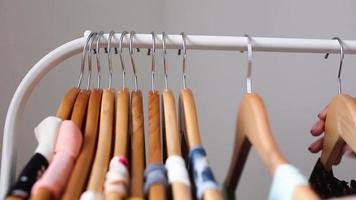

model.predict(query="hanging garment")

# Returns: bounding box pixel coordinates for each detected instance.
[309,159,356,198]
[31,120,83,199]
[7,116,62,199]
[268,164,309,200]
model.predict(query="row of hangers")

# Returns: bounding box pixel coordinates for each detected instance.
[6,31,356,200]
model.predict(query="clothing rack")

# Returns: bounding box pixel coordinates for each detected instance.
[2,30,356,197]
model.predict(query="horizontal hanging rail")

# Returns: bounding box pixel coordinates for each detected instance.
[2,30,356,198]
[84,31,356,54]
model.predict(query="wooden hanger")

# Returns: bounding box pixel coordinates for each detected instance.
[177,33,222,200]
[70,89,91,129]
[224,35,318,200]
[224,93,319,200]
[56,87,80,120]
[61,88,102,200]
[85,88,115,193]
[319,38,356,171]
[145,32,166,200]
[320,95,356,171]
[147,90,166,200]
[105,87,130,200]
[179,88,223,200]
[162,89,192,200]
[32,89,90,200]
[129,90,146,199]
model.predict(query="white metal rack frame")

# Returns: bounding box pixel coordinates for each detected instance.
[2,30,356,197]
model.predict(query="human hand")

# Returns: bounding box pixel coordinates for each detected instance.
[308,106,356,164]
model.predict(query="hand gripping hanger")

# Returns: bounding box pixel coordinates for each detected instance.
[319,37,356,171]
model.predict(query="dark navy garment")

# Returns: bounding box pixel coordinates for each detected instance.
[309,158,356,198]
[7,153,48,199]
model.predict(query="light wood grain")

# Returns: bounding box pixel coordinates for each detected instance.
[70,90,91,129]
[105,88,130,200]
[61,89,102,200]
[114,88,130,157]
[171,183,192,200]
[147,90,166,200]
[162,90,181,156]
[5,196,23,200]
[180,89,223,200]
[321,94,356,171]
[31,188,53,200]
[105,192,125,200]
[56,87,80,119]
[162,89,192,200]
[179,89,202,148]
[86,89,115,192]
[224,93,319,200]
[129,90,146,198]
[148,90,163,163]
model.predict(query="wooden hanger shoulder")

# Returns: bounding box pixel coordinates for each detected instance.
[87,88,115,192]
[180,88,223,200]
[70,89,91,129]
[115,88,130,157]
[321,94,356,170]
[130,90,145,198]
[147,90,166,200]
[62,89,102,200]
[56,87,80,120]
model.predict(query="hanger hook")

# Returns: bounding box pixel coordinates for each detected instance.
[325,37,344,94]
[149,31,156,91]
[119,31,128,88]
[95,31,104,88]
[180,32,187,89]
[162,32,168,89]
[77,32,96,88]
[107,31,115,89]
[129,31,138,91]
[245,34,253,93]
[86,32,99,90]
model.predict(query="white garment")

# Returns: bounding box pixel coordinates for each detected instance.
[165,155,191,187]
[80,191,103,200]
[34,116,62,162]
[268,164,308,200]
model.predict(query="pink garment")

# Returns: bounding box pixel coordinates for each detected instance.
[31,120,83,199]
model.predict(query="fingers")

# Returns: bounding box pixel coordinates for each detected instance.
[310,120,325,136]
[308,137,323,153]
[317,105,328,120]
[310,106,328,136]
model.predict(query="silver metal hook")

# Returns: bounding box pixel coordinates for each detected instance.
[86,32,98,89]
[325,37,344,94]
[95,31,105,88]
[245,34,253,93]
[119,31,128,88]
[162,32,168,89]
[180,32,187,89]
[150,32,156,91]
[77,31,96,88]
[129,31,138,91]
[107,31,115,89]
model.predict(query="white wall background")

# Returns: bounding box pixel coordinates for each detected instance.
[1,1,356,199]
